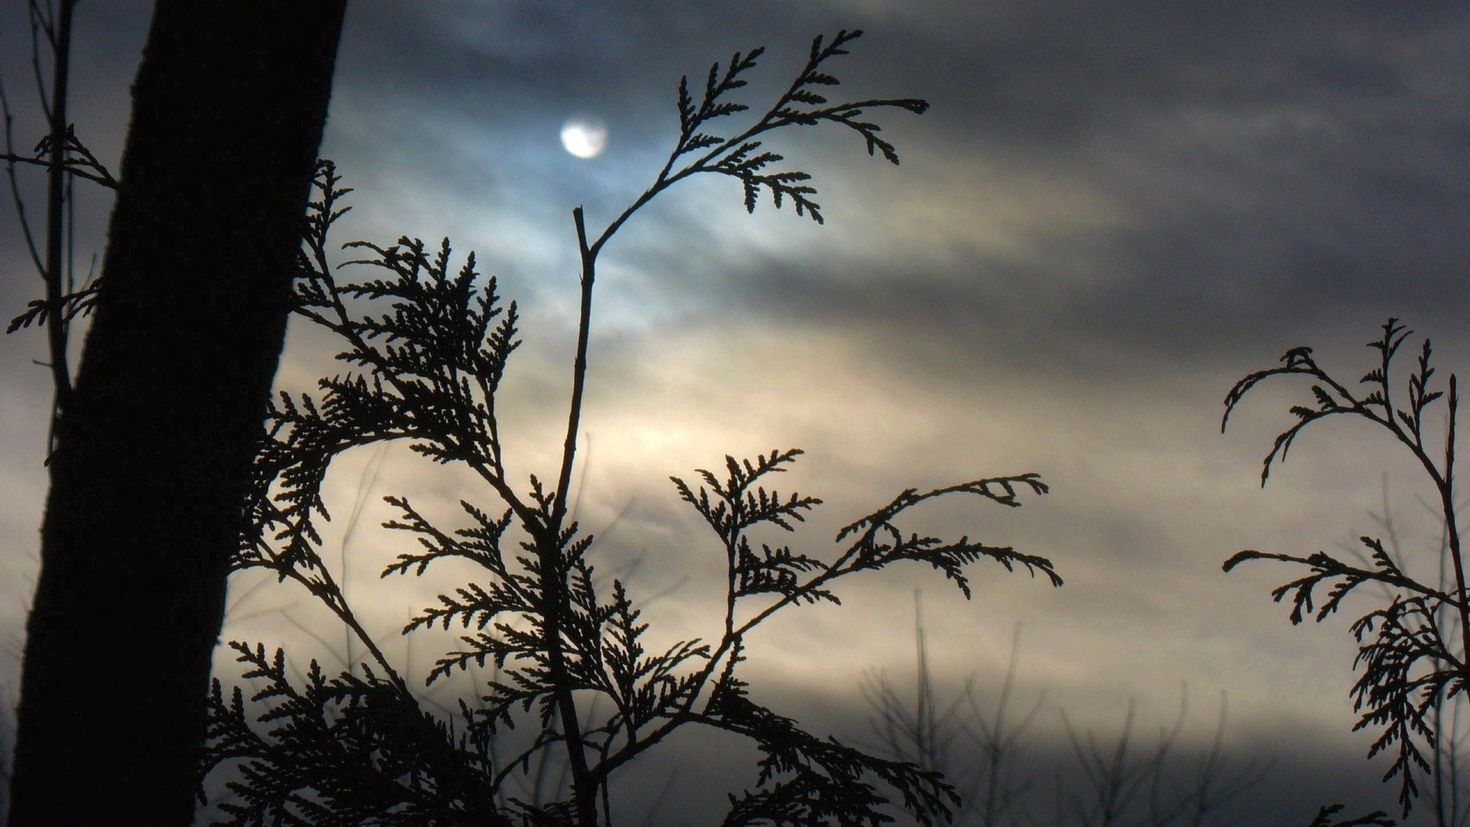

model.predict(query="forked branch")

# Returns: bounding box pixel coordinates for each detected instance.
[1224,319,1465,815]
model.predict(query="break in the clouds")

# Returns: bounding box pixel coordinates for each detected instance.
[3,2,1469,822]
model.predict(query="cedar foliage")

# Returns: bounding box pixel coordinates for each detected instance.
[1223,318,1464,822]
[202,31,1059,825]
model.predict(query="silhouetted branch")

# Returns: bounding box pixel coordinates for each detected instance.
[1307,803,1395,827]
[202,30,1058,827]
[1225,319,1467,816]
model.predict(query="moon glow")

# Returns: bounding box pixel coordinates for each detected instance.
[560,116,608,159]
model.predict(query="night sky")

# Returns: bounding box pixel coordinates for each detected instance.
[3,3,1470,823]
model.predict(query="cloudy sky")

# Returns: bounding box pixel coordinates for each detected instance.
[3,2,1470,823]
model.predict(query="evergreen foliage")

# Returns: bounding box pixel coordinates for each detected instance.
[1224,319,1465,820]
[201,31,1057,825]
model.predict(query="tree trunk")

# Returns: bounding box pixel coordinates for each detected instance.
[9,2,346,823]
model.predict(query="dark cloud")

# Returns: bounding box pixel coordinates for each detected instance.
[363,1,1465,385]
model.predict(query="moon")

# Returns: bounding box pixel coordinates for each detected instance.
[560,116,608,159]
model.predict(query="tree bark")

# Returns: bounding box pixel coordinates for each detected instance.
[9,2,346,823]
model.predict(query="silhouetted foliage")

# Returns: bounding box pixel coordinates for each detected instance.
[1224,318,1465,820]
[1347,483,1470,827]
[202,31,1057,825]
[1307,804,1395,827]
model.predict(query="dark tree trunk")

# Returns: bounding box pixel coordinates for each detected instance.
[9,2,346,823]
